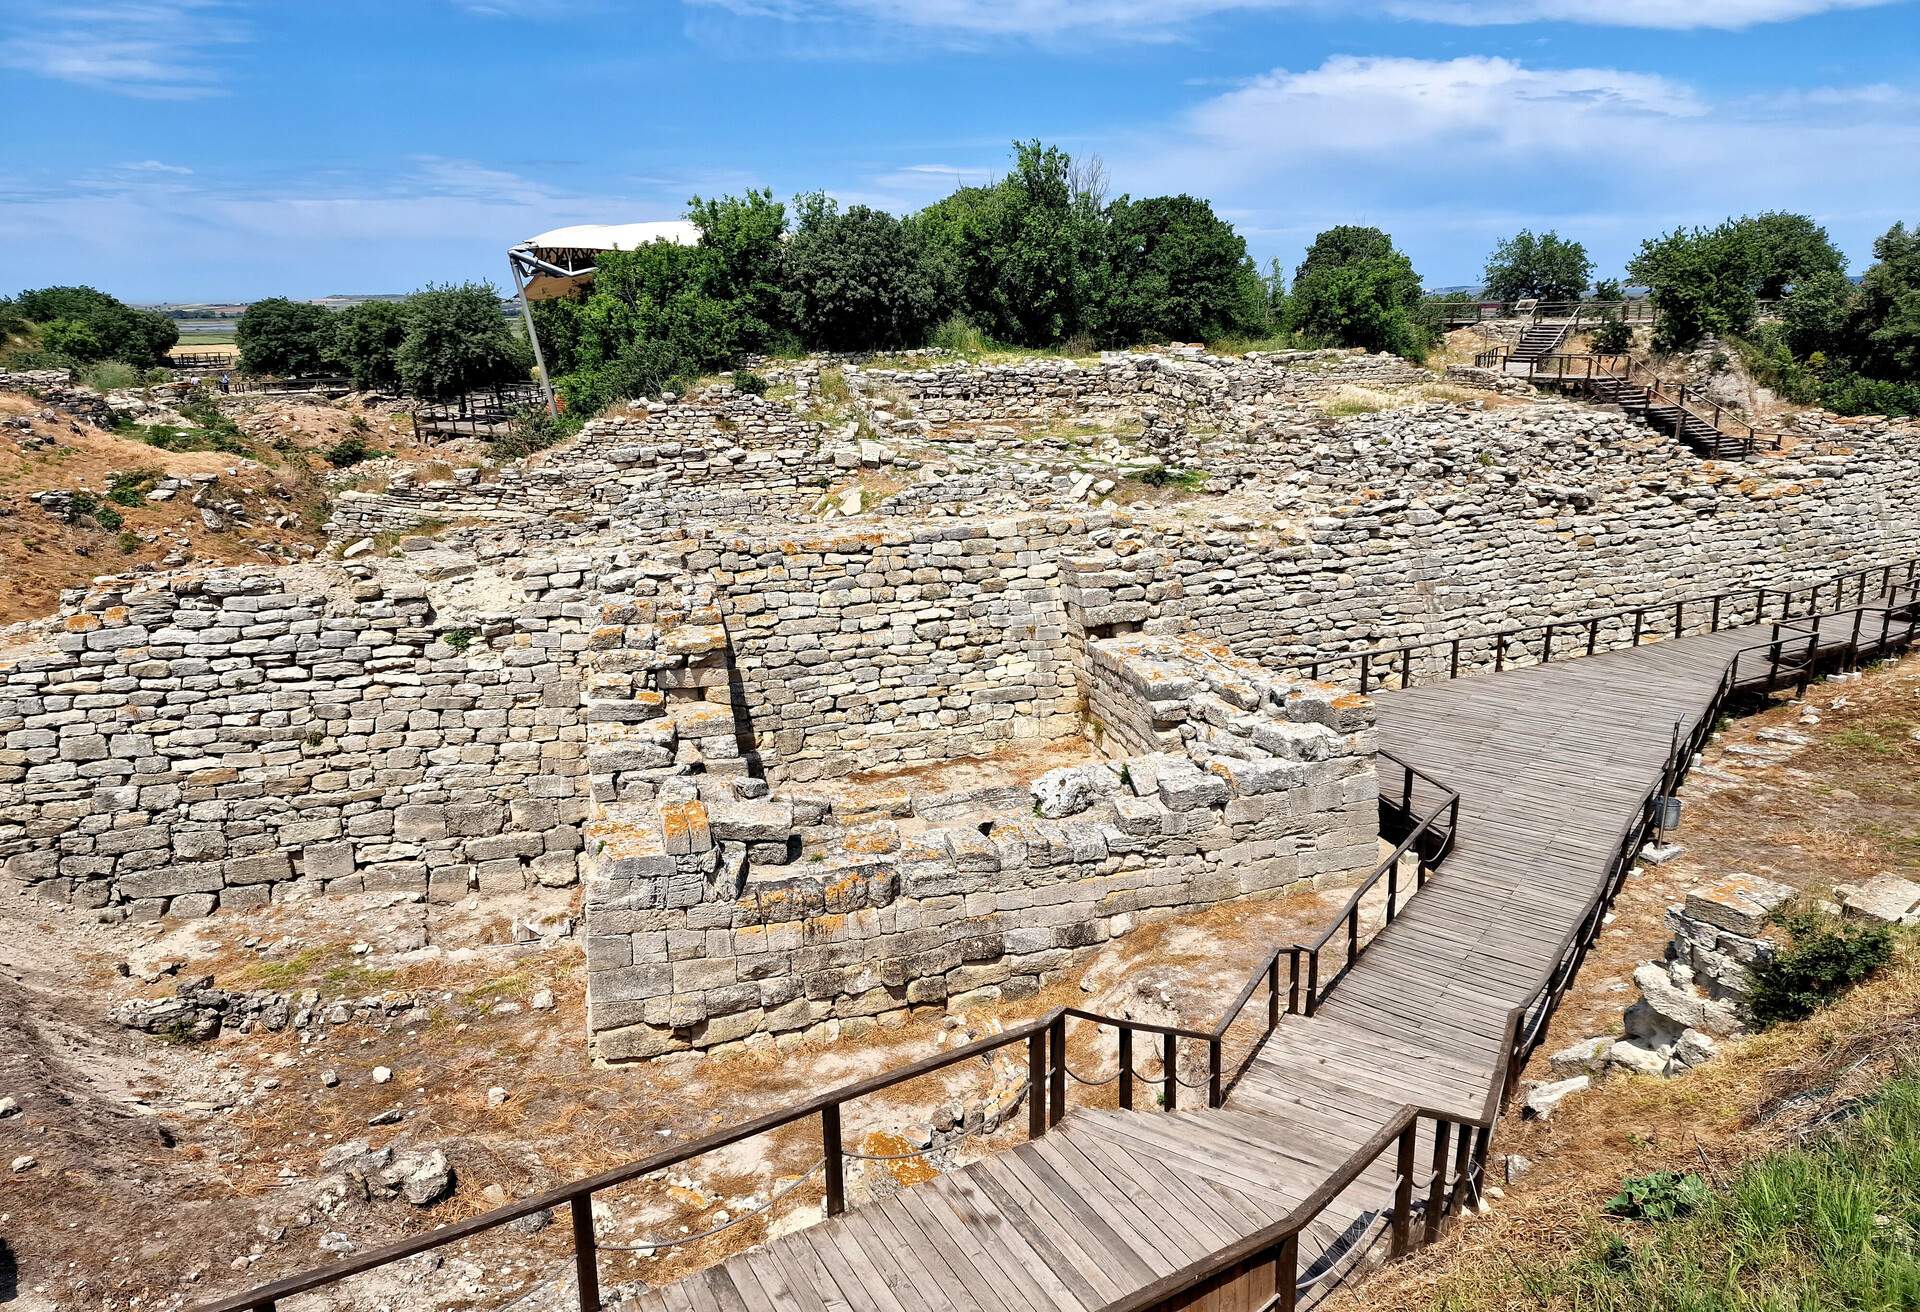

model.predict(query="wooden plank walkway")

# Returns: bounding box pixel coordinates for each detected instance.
[636,615,1897,1312]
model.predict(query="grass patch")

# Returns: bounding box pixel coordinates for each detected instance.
[1205,332,1303,356]
[1441,1076,1920,1312]
[1320,385,1402,417]
[1130,465,1208,491]
[1828,719,1914,756]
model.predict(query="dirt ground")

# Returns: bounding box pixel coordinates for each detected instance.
[1321,648,1920,1311]
[0,394,328,624]
[0,820,1385,1310]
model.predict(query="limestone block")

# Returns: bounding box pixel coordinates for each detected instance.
[706,799,795,843]
[1683,873,1795,938]
[1840,874,1920,925]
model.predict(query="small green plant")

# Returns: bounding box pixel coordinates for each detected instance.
[80,359,143,392]
[443,627,475,652]
[1134,465,1207,491]
[1747,903,1894,1027]
[929,314,987,356]
[117,530,141,554]
[63,490,98,522]
[488,405,582,460]
[107,468,161,506]
[816,365,852,406]
[92,504,124,531]
[304,729,325,747]
[1606,1170,1711,1221]
[324,434,376,468]
[731,370,768,396]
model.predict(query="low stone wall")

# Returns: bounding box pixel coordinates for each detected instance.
[581,631,1379,1061]
[0,569,588,918]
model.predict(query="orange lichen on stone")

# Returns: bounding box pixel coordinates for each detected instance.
[63,614,100,633]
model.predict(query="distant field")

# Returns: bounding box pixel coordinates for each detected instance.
[176,333,237,349]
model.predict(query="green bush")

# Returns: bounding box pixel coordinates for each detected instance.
[1605,1171,1711,1221]
[488,405,583,460]
[929,314,986,355]
[79,359,143,392]
[1135,464,1207,490]
[332,299,408,391]
[784,193,941,351]
[117,530,141,554]
[92,505,124,531]
[731,370,768,396]
[324,434,377,468]
[107,469,161,506]
[1747,904,1894,1028]
[1591,316,1635,355]
[14,286,176,365]
[1290,226,1432,361]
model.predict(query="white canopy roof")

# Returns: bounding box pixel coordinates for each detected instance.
[519,221,699,254]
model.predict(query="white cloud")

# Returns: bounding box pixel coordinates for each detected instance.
[1111,53,1920,279]
[122,159,196,174]
[0,0,245,98]
[685,0,1901,37]
[1386,0,1896,28]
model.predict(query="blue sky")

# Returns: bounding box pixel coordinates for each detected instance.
[3,0,1916,303]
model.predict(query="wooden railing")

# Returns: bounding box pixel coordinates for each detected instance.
[189,752,1460,1312]
[413,382,544,437]
[1501,350,1780,457]
[1299,558,1920,695]
[1119,591,1920,1312]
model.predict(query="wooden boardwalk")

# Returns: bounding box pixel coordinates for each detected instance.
[628,617,1842,1312]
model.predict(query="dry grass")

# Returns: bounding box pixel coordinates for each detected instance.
[1324,652,1920,1311]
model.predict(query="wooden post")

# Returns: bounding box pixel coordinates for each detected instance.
[1208,1038,1223,1108]
[1587,617,1598,654]
[1048,1013,1066,1128]
[1163,1033,1179,1111]
[1288,951,1300,1015]
[1028,1028,1047,1139]
[1305,953,1319,1016]
[1276,1232,1300,1312]
[1391,1123,1418,1258]
[1494,633,1505,672]
[1267,954,1281,1030]
[571,1194,602,1312]
[1449,1123,1474,1216]
[822,1104,845,1217]
[1119,1028,1134,1111]
[1424,1120,1452,1245]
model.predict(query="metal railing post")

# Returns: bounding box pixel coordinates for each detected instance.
[1163,1033,1179,1111]
[1118,1028,1134,1111]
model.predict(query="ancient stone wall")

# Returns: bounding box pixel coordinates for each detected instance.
[580,632,1380,1061]
[0,569,588,917]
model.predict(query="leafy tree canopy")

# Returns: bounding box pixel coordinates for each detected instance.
[1290,226,1430,360]
[13,285,176,366]
[331,299,409,392]
[236,297,339,376]
[1727,211,1848,300]
[1104,194,1269,345]
[1482,229,1594,304]
[784,194,940,351]
[393,282,530,401]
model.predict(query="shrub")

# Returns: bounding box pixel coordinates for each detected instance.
[1591,316,1635,355]
[1103,194,1272,345]
[443,627,475,652]
[784,193,941,351]
[731,370,767,396]
[79,359,143,392]
[332,299,408,391]
[107,469,160,506]
[14,286,176,365]
[324,434,376,468]
[1289,225,1432,361]
[1135,464,1207,490]
[1606,1170,1711,1221]
[92,505,124,531]
[488,405,583,460]
[930,314,986,356]
[117,530,141,554]
[1747,903,1894,1028]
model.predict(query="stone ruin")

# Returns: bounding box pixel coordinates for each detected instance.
[6,343,1920,1061]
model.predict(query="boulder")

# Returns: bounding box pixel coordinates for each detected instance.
[1839,874,1920,926]
[1523,1075,1589,1119]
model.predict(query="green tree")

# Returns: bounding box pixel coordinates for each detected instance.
[1779,268,1857,359]
[783,194,940,351]
[1852,220,1920,380]
[1629,224,1763,352]
[913,141,1107,347]
[1290,226,1430,359]
[331,300,409,391]
[1729,211,1848,300]
[13,285,176,366]
[394,283,530,401]
[687,189,790,352]
[40,317,106,361]
[1103,194,1268,344]
[1481,229,1594,304]
[236,297,339,376]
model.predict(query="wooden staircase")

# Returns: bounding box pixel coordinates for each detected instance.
[1505,320,1570,366]
[1507,352,1775,461]
[1584,370,1754,461]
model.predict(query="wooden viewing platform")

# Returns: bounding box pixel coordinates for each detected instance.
[192,567,1920,1312]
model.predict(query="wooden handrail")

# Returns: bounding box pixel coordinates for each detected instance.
[192,578,1920,1312]
[1303,558,1920,692]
